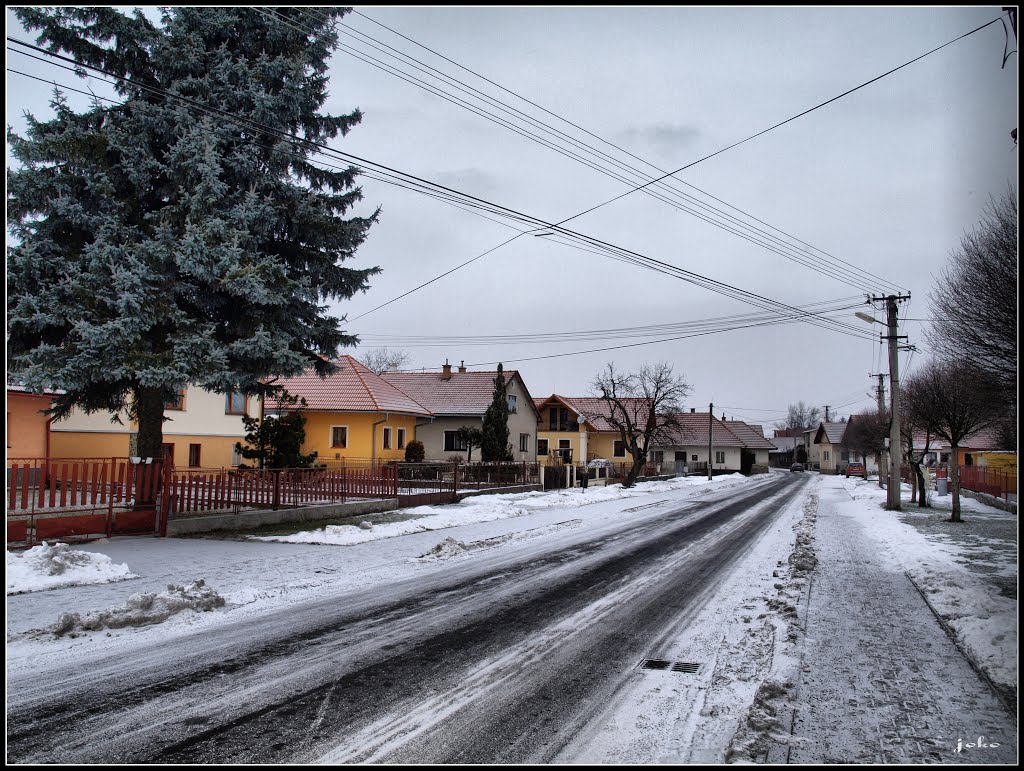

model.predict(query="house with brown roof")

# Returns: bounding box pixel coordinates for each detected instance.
[813,421,851,474]
[723,420,778,471]
[273,355,431,463]
[382,361,540,462]
[649,410,751,474]
[534,395,634,466]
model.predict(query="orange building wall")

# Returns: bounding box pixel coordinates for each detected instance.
[7,392,53,459]
[301,412,421,462]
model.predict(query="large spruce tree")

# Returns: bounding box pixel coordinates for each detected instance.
[7,8,379,458]
[481,363,514,462]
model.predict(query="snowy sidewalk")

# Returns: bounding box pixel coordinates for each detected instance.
[788,482,1016,764]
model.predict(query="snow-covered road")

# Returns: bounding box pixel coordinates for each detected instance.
[7,473,802,763]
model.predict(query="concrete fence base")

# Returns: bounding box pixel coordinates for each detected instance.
[167,498,401,536]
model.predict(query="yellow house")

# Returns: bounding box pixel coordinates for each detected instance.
[534,395,627,466]
[274,356,431,464]
[49,387,253,468]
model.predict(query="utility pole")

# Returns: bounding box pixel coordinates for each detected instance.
[867,294,910,510]
[708,402,714,481]
[870,373,887,488]
[824,405,831,422]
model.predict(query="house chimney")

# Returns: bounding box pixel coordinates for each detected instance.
[441,359,452,380]
[690,407,695,413]
[458,360,467,373]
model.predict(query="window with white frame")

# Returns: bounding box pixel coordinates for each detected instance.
[397,428,406,450]
[507,394,518,413]
[331,426,348,449]
[519,433,530,452]
[383,427,392,450]
[715,451,725,464]
[537,438,549,456]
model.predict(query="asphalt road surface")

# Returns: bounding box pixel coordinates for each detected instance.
[7,473,807,763]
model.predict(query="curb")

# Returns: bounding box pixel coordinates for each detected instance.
[904,571,1016,715]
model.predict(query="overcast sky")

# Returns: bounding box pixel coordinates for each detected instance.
[6,6,1018,432]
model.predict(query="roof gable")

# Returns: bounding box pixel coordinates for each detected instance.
[380,369,538,418]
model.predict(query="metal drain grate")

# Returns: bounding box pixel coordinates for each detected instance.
[639,659,701,673]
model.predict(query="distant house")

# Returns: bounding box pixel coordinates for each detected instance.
[916,429,1008,468]
[813,422,850,474]
[768,434,800,468]
[274,355,431,463]
[382,361,539,462]
[49,386,255,468]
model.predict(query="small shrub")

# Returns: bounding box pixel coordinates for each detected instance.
[405,440,425,463]
[447,454,465,464]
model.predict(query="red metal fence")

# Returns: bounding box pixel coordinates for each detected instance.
[7,457,168,547]
[928,465,1016,502]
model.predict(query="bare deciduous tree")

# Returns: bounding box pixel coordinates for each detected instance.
[900,403,932,508]
[843,411,887,481]
[903,360,1002,522]
[775,401,823,431]
[927,186,1017,397]
[592,362,690,488]
[359,348,411,375]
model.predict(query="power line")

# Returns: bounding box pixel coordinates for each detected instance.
[7,35,877,343]
[319,8,911,295]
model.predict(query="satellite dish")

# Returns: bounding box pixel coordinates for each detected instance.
[577,414,586,425]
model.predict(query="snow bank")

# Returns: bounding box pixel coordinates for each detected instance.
[50,580,225,637]
[253,474,749,547]
[6,542,138,595]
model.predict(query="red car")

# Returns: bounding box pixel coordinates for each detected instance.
[845,462,866,478]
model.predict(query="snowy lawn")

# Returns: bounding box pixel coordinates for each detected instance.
[6,542,138,595]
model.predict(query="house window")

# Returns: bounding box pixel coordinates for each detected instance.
[231,444,242,466]
[613,440,626,457]
[331,426,348,449]
[225,391,246,415]
[691,454,698,461]
[507,394,518,413]
[557,438,572,462]
[651,450,664,463]
[675,451,687,462]
[549,407,558,431]
[383,427,392,450]
[537,438,549,456]
[444,430,468,452]
[519,433,530,452]
[823,450,830,461]
[715,451,725,464]
[188,444,201,467]
[162,443,175,464]
[164,388,186,411]
[397,428,406,450]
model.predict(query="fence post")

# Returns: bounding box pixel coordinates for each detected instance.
[158,456,173,538]
[272,470,280,511]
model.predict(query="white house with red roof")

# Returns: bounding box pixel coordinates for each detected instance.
[382,361,540,462]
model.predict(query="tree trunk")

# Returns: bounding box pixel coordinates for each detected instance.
[950,444,961,522]
[913,462,929,507]
[133,386,165,508]
[135,386,165,460]
[624,450,644,488]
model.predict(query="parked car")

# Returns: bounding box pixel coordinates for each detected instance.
[790,462,804,472]
[845,462,865,478]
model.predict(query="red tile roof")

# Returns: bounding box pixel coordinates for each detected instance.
[536,395,652,432]
[275,356,430,416]
[657,412,747,447]
[381,370,535,417]
[723,421,778,450]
